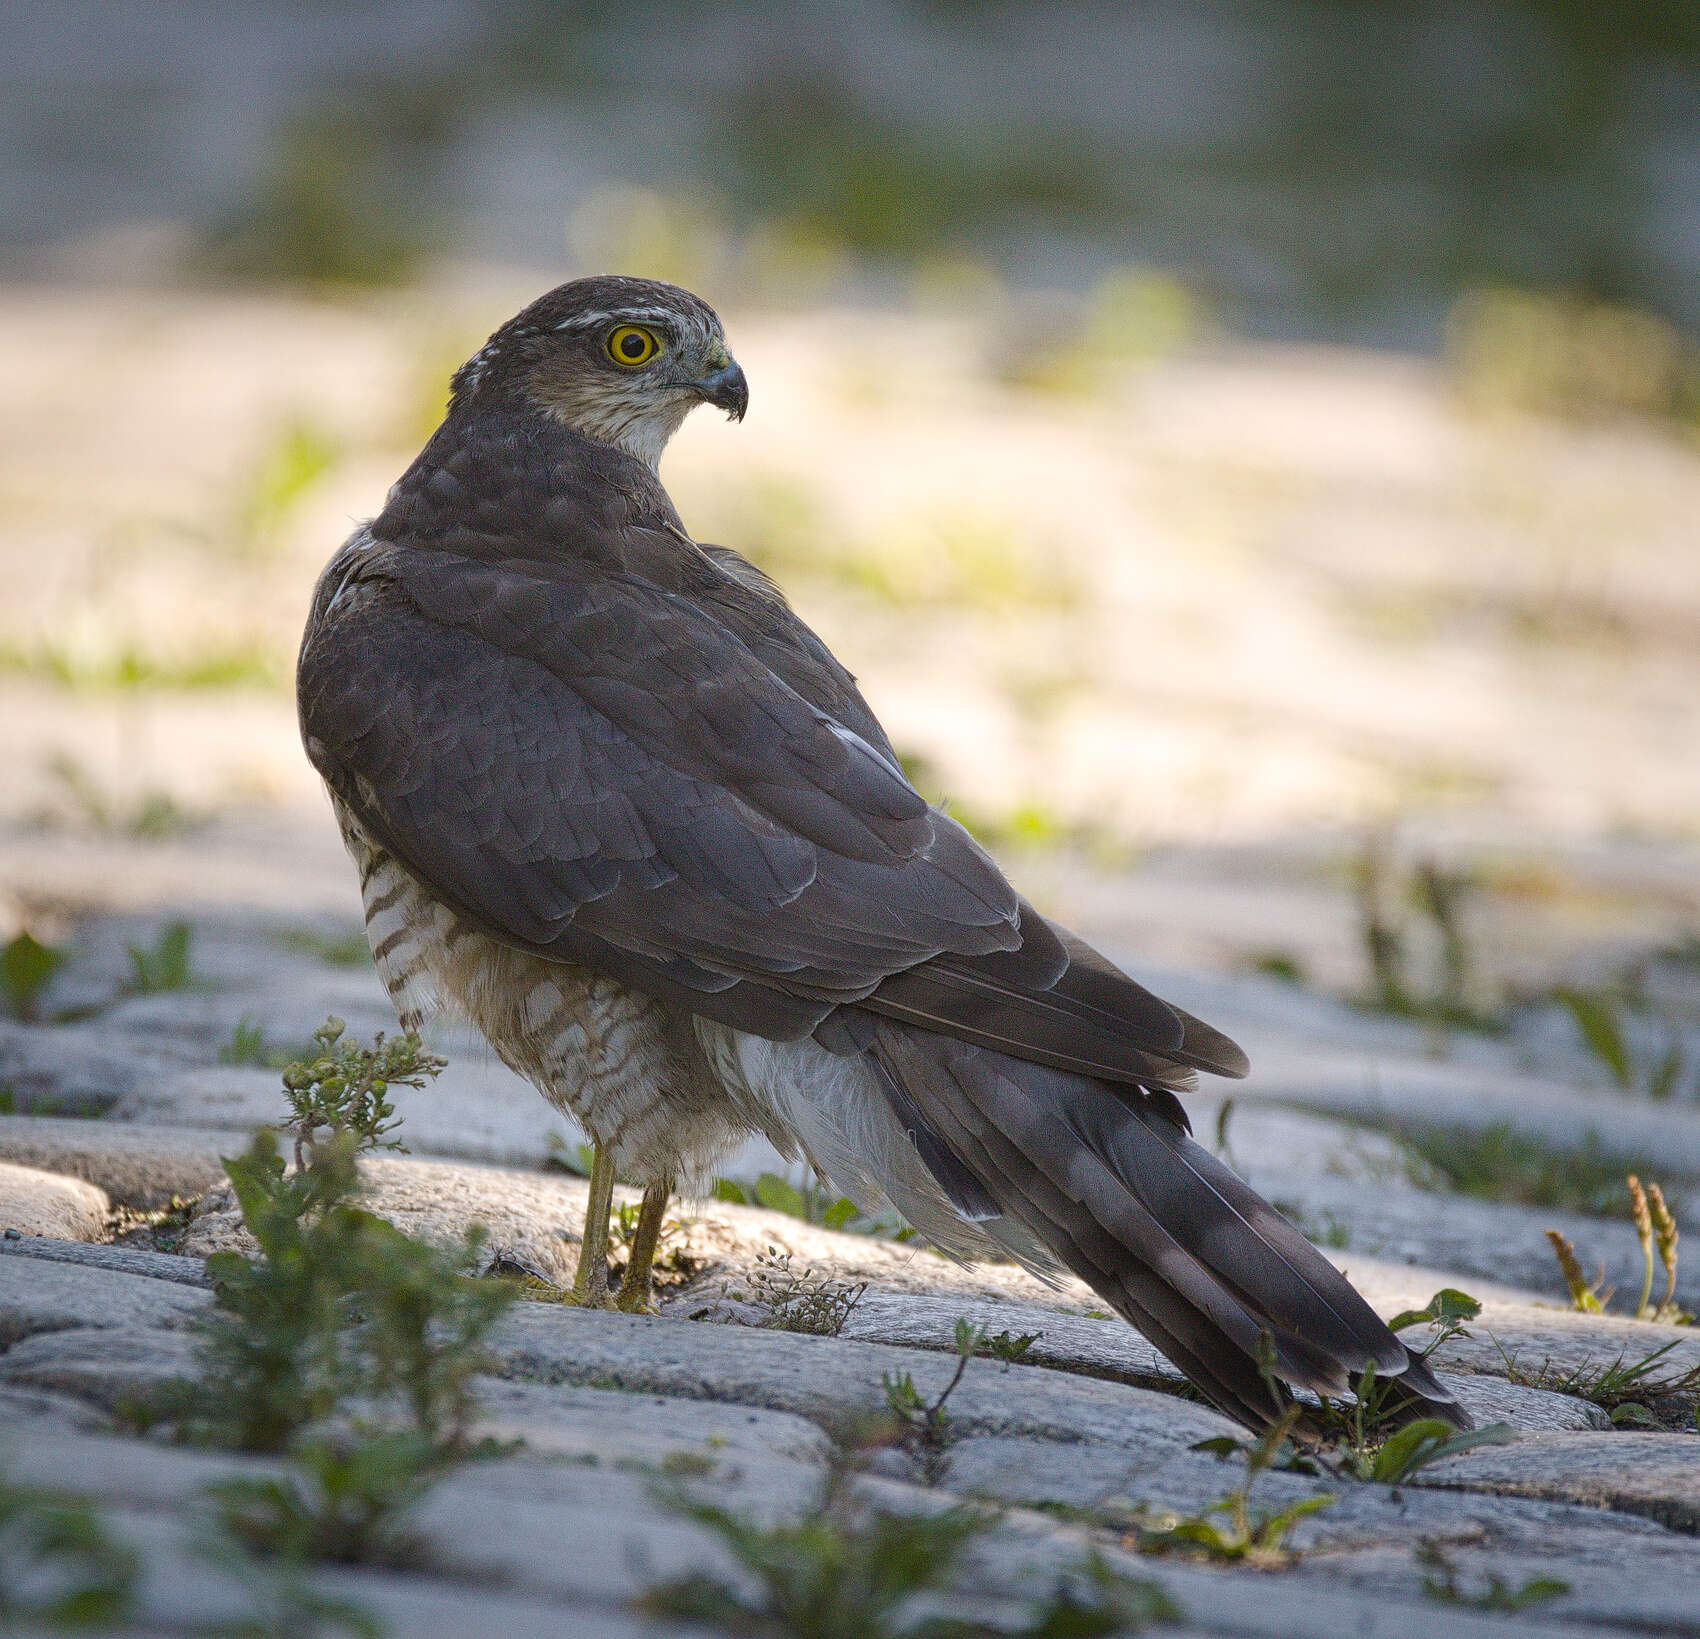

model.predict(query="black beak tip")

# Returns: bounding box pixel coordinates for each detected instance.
[698,361,749,422]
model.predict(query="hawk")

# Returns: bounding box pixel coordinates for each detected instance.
[298,275,1465,1433]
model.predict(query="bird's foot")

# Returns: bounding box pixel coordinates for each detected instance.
[612,1277,658,1315]
[560,1284,622,1312]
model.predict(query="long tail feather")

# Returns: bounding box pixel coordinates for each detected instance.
[867,1019,1468,1433]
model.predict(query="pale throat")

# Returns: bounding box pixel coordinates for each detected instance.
[541,392,694,472]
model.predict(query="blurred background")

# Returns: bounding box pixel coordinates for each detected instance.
[3,0,1699,1133]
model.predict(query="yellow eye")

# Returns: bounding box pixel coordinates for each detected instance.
[606,324,661,367]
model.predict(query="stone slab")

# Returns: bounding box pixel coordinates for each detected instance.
[0,1233,211,1286]
[493,1303,1238,1456]
[470,1375,831,1470]
[0,1158,108,1241]
[0,1113,231,1209]
[0,1324,200,1409]
[0,1243,208,1347]
[1421,1431,1700,1532]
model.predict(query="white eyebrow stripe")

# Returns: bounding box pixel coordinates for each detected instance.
[552,307,686,332]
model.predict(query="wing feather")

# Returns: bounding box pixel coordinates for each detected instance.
[299,419,1245,1087]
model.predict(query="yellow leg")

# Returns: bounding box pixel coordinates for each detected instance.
[615,1179,673,1313]
[569,1143,617,1307]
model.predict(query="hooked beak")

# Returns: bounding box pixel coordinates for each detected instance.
[693,359,749,421]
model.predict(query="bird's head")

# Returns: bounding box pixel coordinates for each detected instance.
[448,275,748,470]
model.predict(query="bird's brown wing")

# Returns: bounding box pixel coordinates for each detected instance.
[298,533,1235,1080]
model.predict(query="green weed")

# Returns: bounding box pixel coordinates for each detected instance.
[271,926,372,968]
[1,647,279,693]
[0,1467,138,1629]
[208,1430,436,1569]
[705,1250,867,1337]
[1348,836,1503,1033]
[1553,987,1695,1101]
[979,1329,1041,1367]
[125,920,194,994]
[127,1021,509,1570]
[882,1319,982,1482]
[204,102,434,286]
[236,418,342,548]
[275,1016,441,1168]
[1417,1540,1569,1612]
[608,1197,699,1292]
[219,1016,314,1070]
[191,1525,383,1639]
[712,1170,873,1235]
[1273,1200,1352,1250]
[1629,1177,1685,1321]
[1353,1414,1516,1485]
[542,1133,597,1177]
[1543,1173,1690,1323]
[1392,1121,1654,1216]
[0,930,67,1021]
[1495,1337,1700,1413]
[1144,1404,1334,1564]
[38,753,200,838]
[643,1457,1177,1637]
[1245,950,1307,984]
[1314,1291,1515,1481]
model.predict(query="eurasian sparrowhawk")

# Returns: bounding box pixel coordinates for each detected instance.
[297,275,1465,1433]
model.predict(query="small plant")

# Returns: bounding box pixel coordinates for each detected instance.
[980,1329,1041,1366]
[1626,1175,1686,1322]
[1495,1337,1700,1413]
[1547,1228,1608,1313]
[1394,1121,1654,1216]
[1349,836,1502,1033]
[1245,950,1306,984]
[192,1524,383,1639]
[125,920,194,994]
[1319,1291,1517,1477]
[642,1456,1178,1637]
[237,417,343,549]
[740,1249,868,1337]
[1542,1174,1689,1322]
[219,1016,316,1070]
[277,1015,442,1167]
[221,1015,272,1067]
[608,1197,699,1292]
[881,1319,983,1481]
[713,1169,863,1232]
[272,926,372,968]
[0,929,67,1021]
[1140,1404,1333,1564]
[208,1430,436,1568]
[1417,1540,1569,1611]
[543,1133,597,1176]
[41,753,201,837]
[1356,1414,1516,1485]
[1554,986,1695,1101]
[1274,1199,1352,1250]
[0,1468,138,1629]
[130,1023,510,1568]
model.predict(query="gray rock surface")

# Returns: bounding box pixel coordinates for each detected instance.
[1423,1431,1700,1531]
[0,1113,232,1208]
[493,1301,1240,1454]
[0,1244,208,1346]
[3,902,1700,1636]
